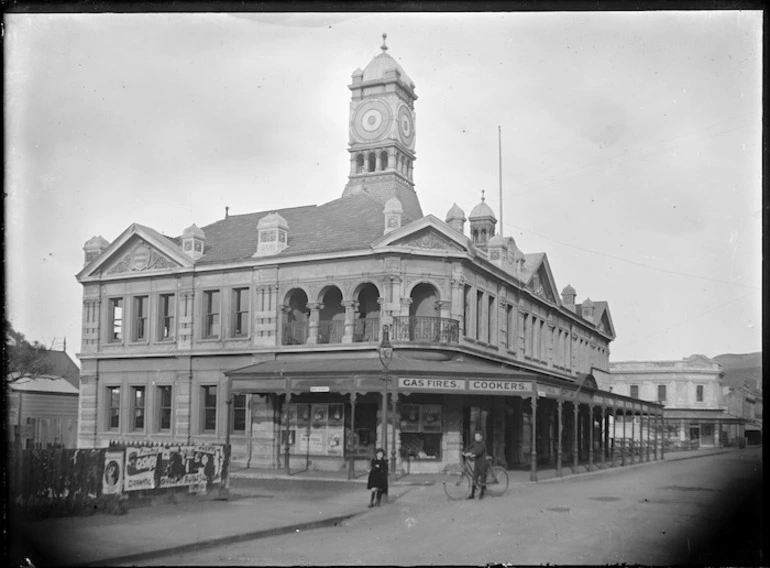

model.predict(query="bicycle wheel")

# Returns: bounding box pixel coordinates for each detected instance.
[484,465,509,497]
[443,471,472,500]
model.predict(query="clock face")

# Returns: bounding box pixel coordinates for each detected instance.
[397,105,415,148]
[352,99,391,142]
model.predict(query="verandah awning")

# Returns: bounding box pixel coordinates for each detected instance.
[663,408,744,423]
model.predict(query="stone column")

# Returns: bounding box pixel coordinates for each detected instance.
[611,408,617,467]
[341,300,358,344]
[375,152,382,171]
[347,392,357,479]
[621,410,627,466]
[306,302,323,344]
[630,410,636,465]
[660,414,666,460]
[600,406,606,469]
[450,278,464,334]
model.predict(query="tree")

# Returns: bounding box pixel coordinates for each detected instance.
[5,320,53,382]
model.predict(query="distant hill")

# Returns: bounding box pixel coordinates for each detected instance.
[713,352,762,392]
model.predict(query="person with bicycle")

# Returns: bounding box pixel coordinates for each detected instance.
[463,431,488,499]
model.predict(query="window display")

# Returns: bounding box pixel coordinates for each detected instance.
[399,403,443,460]
[287,402,345,456]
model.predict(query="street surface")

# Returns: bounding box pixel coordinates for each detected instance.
[136,449,763,566]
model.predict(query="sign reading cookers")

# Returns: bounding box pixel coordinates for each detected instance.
[398,378,533,395]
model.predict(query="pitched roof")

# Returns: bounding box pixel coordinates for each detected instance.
[10,376,80,395]
[520,253,545,284]
[196,193,415,265]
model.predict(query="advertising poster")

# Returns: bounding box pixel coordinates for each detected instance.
[297,431,326,454]
[400,404,421,432]
[102,450,124,495]
[124,447,159,491]
[311,404,327,428]
[421,405,442,432]
[157,445,225,489]
[295,403,311,426]
[327,428,344,455]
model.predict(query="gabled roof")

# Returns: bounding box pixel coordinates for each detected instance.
[371,214,473,253]
[520,253,560,305]
[40,350,80,388]
[77,223,192,279]
[10,376,79,395]
[592,301,616,339]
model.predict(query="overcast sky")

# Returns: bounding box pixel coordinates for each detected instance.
[5,11,762,366]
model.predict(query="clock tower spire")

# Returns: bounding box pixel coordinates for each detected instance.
[342,35,422,219]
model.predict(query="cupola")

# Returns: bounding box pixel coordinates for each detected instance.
[383,196,403,234]
[254,212,289,256]
[581,297,595,322]
[83,235,109,266]
[445,203,466,234]
[561,284,576,311]
[182,224,206,261]
[469,190,497,249]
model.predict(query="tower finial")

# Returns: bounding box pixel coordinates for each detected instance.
[381,33,388,52]
[481,189,486,202]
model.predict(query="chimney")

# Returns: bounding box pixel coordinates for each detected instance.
[561,284,576,312]
[581,298,595,322]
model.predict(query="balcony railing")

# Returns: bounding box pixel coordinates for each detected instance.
[283,321,309,345]
[353,317,380,343]
[391,316,460,344]
[317,320,345,344]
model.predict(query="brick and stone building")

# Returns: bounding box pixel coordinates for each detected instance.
[75,37,663,478]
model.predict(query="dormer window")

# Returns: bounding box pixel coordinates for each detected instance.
[255,212,289,256]
[181,224,206,261]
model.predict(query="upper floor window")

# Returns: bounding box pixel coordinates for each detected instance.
[204,290,221,338]
[134,296,148,341]
[696,385,704,402]
[232,288,249,337]
[108,386,121,430]
[630,385,639,399]
[657,384,667,403]
[157,385,172,431]
[132,386,145,430]
[159,294,175,340]
[109,298,124,342]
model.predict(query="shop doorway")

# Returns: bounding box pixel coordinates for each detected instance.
[462,404,494,450]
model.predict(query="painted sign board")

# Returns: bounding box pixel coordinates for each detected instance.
[468,379,531,393]
[399,378,464,390]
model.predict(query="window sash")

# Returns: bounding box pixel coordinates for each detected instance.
[233,288,249,337]
[696,385,704,402]
[132,387,145,430]
[108,387,120,429]
[160,294,175,340]
[158,386,172,430]
[232,394,247,432]
[205,291,221,337]
[110,299,123,342]
[202,386,217,431]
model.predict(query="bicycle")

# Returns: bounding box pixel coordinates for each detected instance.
[443,454,509,499]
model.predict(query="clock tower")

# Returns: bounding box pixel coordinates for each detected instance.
[342,35,423,219]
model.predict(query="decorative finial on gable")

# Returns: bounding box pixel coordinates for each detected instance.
[225,206,229,219]
[481,189,486,202]
[381,33,388,52]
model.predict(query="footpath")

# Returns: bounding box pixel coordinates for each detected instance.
[9,447,732,567]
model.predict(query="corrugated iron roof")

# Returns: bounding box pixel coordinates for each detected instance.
[10,376,80,395]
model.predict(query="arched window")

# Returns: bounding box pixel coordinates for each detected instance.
[283,289,310,345]
[356,154,365,174]
[318,287,344,344]
[368,153,376,172]
[472,230,479,243]
[380,151,389,170]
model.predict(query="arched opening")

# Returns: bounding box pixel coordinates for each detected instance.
[472,230,479,243]
[397,283,440,341]
[481,229,487,243]
[354,283,381,342]
[284,289,309,345]
[380,151,389,170]
[367,153,376,173]
[318,286,344,343]
[356,154,365,174]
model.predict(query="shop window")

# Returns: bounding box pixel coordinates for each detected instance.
[696,385,704,402]
[399,404,442,460]
[202,385,217,432]
[159,294,175,340]
[157,385,172,431]
[231,394,247,433]
[109,298,124,342]
[132,386,145,431]
[107,386,120,430]
[286,402,345,456]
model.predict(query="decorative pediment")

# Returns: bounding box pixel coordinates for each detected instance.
[371,214,472,254]
[526,258,559,305]
[391,227,466,252]
[100,239,181,275]
[77,223,192,281]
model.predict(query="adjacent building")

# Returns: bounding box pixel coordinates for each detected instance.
[608,355,745,449]
[75,38,664,478]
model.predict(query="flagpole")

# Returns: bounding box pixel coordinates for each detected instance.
[498,125,503,237]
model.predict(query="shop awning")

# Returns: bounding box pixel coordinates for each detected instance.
[663,408,743,422]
